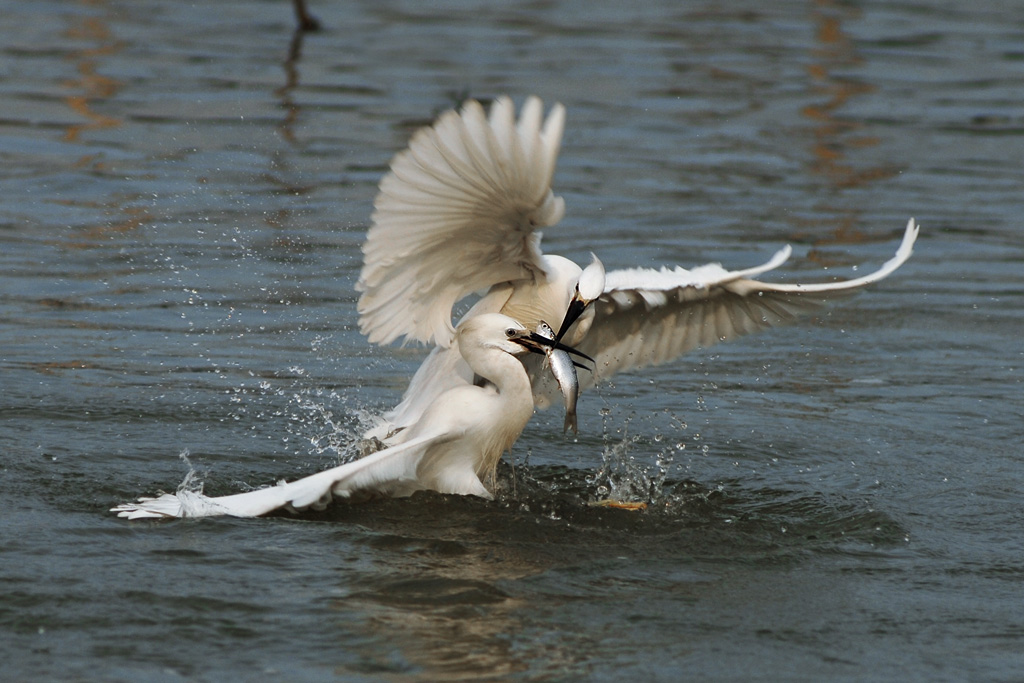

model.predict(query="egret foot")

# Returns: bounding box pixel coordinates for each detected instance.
[589,499,648,511]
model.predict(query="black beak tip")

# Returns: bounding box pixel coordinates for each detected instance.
[525,331,594,364]
[554,299,587,342]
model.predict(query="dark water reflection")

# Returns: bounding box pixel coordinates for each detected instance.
[277,470,909,679]
[2,0,1023,680]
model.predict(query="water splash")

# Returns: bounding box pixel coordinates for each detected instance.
[174,449,204,495]
[166,449,252,518]
[286,387,379,463]
[585,409,692,506]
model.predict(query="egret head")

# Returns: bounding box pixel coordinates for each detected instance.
[458,314,593,362]
[554,253,605,341]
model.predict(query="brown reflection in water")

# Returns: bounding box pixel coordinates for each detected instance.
[277,3,325,148]
[62,14,123,144]
[337,542,543,678]
[328,500,589,679]
[60,5,153,246]
[264,24,321,237]
[291,0,321,32]
[801,0,899,249]
[276,29,308,148]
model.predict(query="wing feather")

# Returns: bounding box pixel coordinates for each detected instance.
[111,433,455,520]
[578,219,919,386]
[358,96,567,347]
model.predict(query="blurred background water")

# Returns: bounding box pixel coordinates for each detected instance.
[1,0,1022,680]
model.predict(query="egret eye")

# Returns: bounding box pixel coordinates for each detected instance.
[505,327,517,337]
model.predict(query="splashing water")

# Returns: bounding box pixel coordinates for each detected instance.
[174,449,204,495]
[286,388,380,463]
[585,409,693,505]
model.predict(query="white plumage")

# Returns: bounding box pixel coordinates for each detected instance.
[112,314,557,519]
[359,96,919,436]
[114,95,919,519]
[358,97,567,348]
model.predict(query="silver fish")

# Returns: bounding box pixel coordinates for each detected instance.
[536,321,580,435]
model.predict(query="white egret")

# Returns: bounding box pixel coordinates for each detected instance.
[358,95,919,438]
[113,95,919,519]
[112,314,586,519]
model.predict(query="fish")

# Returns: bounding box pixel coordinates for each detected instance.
[536,320,581,435]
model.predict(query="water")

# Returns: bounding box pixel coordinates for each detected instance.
[2,0,1022,679]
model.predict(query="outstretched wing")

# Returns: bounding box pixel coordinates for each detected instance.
[577,219,919,386]
[358,96,567,347]
[111,432,456,520]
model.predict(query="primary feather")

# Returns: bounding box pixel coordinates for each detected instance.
[358,97,566,348]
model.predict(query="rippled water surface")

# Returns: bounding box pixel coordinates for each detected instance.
[2,0,1023,680]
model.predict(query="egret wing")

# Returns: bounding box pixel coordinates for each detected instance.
[111,432,456,520]
[358,96,567,347]
[577,219,919,387]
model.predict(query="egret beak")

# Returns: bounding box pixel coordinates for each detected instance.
[555,254,605,342]
[553,294,588,342]
[519,331,595,364]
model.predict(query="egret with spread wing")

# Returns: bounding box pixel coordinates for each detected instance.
[112,314,588,519]
[113,96,918,520]
[358,96,919,438]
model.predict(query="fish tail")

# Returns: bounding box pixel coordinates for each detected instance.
[563,410,578,435]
